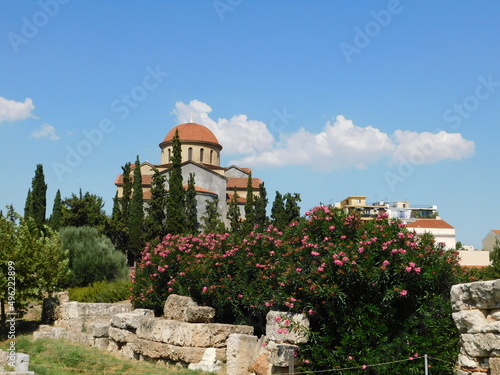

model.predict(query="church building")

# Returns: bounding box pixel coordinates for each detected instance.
[114,122,262,226]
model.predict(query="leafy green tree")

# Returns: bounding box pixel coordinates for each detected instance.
[48,189,63,230]
[61,190,108,232]
[185,172,199,235]
[200,199,226,233]
[478,239,500,280]
[242,172,255,234]
[60,226,128,287]
[144,167,167,242]
[25,164,47,230]
[254,182,269,230]
[227,187,241,235]
[166,130,186,234]
[271,191,286,229]
[128,156,145,262]
[0,211,69,333]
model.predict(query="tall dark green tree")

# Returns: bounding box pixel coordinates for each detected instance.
[120,163,132,221]
[242,172,255,234]
[24,189,32,219]
[271,191,286,229]
[284,193,301,223]
[28,164,47,230]
[48,189,63,230]
[128,156,145,262]
[254,182,269,229]
[200,199,226,233]
[166,130,186,234]
[144,167,167,242]
[227,187,241,235]
[185,172,198,235]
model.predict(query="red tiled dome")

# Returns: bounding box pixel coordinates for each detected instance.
[164,123,219,145]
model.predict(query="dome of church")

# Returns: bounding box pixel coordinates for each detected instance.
[163,122,220,146]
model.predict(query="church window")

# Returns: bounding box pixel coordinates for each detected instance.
[200,148,204,162]
[210,150,213,164]
[188,147,193,160]
[167,149,171,162]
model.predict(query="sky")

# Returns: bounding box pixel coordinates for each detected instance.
[1,1,499,249]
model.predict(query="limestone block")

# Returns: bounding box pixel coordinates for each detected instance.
[163,294,197,320]
[451,280,500,311]
[266,311,309,344]
[112,309,154,330]
[136,318,212,347]
[94,337,109,350]
[267,342,298,367]
[478,321,500,333]
[120,343,138,360]
[458,353,479,368]
[108,340,120,353]
[453,310,487,333]
[64,330,95,347]
[56,291,70,304]
[188,347,222,372]
[252,352,272,375]
[33,325,67,340]
[108,326,136,343]
[87,323,110,338]
[226,334,258,375]
[490,358,500,375]
[489,310,500,320]
[185,305,215,323]
[462,333,500,357]
[209,323,254,348]
[55,317,85,331]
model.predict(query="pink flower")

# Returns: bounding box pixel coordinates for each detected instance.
[202,286,208,293]
[340,235,347,239]
[317,267,324,272]
[275,316,282,322]
[382,260,390,266]
[405,266,412,272]
[329,226,335,230]
[308,309,315,315]
[362,364,367,369]
[348,356,353,360]
[277,328,283,334]
[304,359,310,364]
[334,259,343,266]
[284,319,291,326]
[400,290,408,296]
[296,268,302,272]
[283,328,289,334]
[311,251,320,256]
[414,267,421,273]
[358,247,364,253]
[262,342,268,347]
[409,262,416,267]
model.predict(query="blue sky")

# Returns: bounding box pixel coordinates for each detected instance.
[1,1,499,249]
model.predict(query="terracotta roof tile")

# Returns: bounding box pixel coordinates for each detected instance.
[164,123,220,145]
[115,174,152,186]
[226,177,261,190]
[492,230,500,237]
[406,219,454,229]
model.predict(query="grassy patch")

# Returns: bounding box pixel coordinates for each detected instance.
[1,335,211,374]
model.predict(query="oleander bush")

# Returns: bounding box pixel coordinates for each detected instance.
[131,205,473,374]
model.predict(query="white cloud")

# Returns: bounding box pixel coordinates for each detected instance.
[172,100,475,171]
[0,97,35,123]
[31,123,60,141]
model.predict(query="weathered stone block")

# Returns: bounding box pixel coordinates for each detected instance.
[458,353,479,368]
[209,323,254,348]
[94,337,109,350]
[108,326,136,343]
[252,352,272,375]
[185,305,215,323]
[453,310,487,333]
[226,333,258,375]
[188,347,222,373]
[163,294,197,320]
[266,311,309,344]
[451,280,500,312]
[111,309,154,330]
[490,357,500,375]
[268,342,298,367]
[462,333,500,357]
[87,323,110,338]
[33,325,67,340]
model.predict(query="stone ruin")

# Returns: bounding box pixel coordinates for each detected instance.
[451,279,500,375]
[34,293,309,374]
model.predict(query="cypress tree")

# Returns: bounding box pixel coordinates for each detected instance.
[24,189,33,219]
[227,187,241,235]
[254,182,269,229]
[120,163,132,221]
[284,193,301,224]
[243,172,255,234]
[166,130,186,234]
[200,199,225,234]
[185,172,198,235]
[30,164,47,230]
[144,167,167,242]
[128,156,145,262]
[48,189,63,230]
[271,191,286,229]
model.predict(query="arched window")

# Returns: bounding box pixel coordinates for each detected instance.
[167,149,171,162]
[200,148,204,163]
[188,147,193,160]
[210,150,213,164]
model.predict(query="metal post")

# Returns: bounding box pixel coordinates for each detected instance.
[289,355,295,375]
[424,354,428,375]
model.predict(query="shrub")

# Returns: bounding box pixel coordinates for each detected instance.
[60,226,129,287]
[68,279,132,303]
[131,205,472,374]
